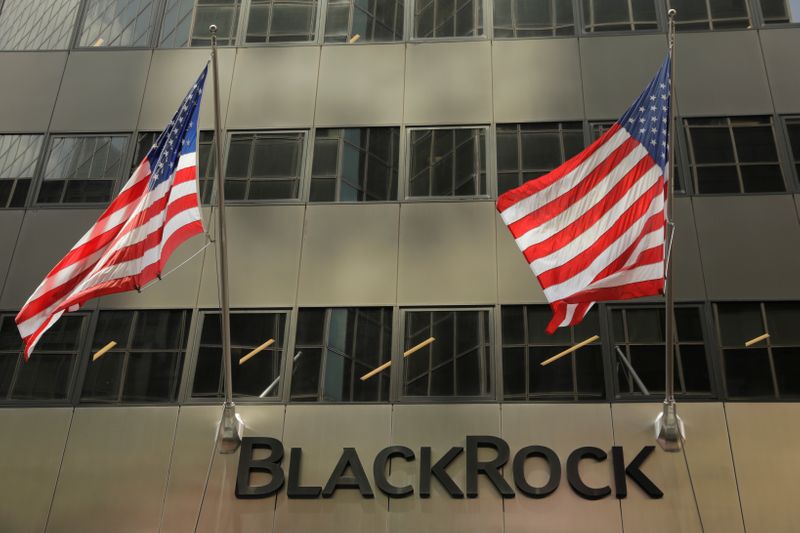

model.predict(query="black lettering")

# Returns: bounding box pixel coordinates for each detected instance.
[373,446,415,498]
[466,436,515,498]
[624,446,663,499]
[322,448,374,498]
[512,445,561,498]
[566,446,611,500]
[235,437,285,499]
[287,448,321,499]
[420,447,464,498]
[612,446,627,499]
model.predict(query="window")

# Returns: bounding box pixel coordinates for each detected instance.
[402,309,492,398]
[222,131,305,201]
[291,308,393,402]
[192,311,288,399]
[414,0,483,38]
[496,122,583,195]
[408,128,487,197]
[160,0,242,47]
[0,0,81,50]
[685,117,785,194]
[785,118,800,182]
[760,0,800,23]
[0,312,87,402]
[581,0,658,32]
[668,0,751,30]
[501,305,603,401]
[310,128,399,202]
[611,305,712,397]
[716,302,800,399]
[494,0,575,37]
[81,310,191,403]
[76,0,158,48]
[0,135,43,208]
[246,0,319,42]
[324,0,404,42]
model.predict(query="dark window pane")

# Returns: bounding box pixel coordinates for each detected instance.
[773,347,800,397]
[502,347,525,398]
[679,345,710,392]
[575,346,604,397]
[122,352,181,402]
[740,165,785,193]
[81,352,124,401]
[628,344,664,393]
[690,127,735,164]
[501,306,525,345]
[290,347,322,397]
[625,308,664,343]
[675,307,703,342]
[717,303,764,346]
[12,354,74,400]
[765,303,800,345]
[530,346,573,394]
[296,308,326,345]
[696,166,740,194]
[132,310,186,349]
[193,346,222,396]
[724,348,774,397]
[733,125,778,162]
[0,354,16,398]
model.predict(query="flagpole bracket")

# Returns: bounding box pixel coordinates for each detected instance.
[218,400,242,454]
[655,399,684,452]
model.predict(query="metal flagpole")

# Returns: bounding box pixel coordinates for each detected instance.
[210,24,241,454]
[655,8,685,452]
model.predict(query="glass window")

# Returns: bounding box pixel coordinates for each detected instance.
[192,311,288,399]
[669,0,751,30]
[37,135,129,205]
[414,0,483,38]
[0,312,87,402]
[497,122,583,195]
[160,0,242,47]
[611,305,712,398]
[581,0,658,32]
[0,0,81,50]
[716,302,800,399]
[494,0,575,37]
[402,309,492,398]
[0,135,43,208]
[785,118,800,183]
[408,128,487,198]
[310,128,399,202]
[247,0,320,42]
[501,305,603,401]
[77,0,158,48]
[291,307,393,402]
[685,117,785,194]
[81,310,191,403]
[760,0,800,23]
[223,131,305,201]
[324,0,404,42]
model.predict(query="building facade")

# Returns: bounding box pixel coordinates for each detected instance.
[1,0,800,531]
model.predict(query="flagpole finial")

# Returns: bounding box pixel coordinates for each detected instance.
[209,24,218,34]
[667,8,676,18]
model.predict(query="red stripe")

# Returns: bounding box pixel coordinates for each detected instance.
[589,220,664,286]
[173,165,197,185]
[565,279,664,305]
[567,302,593,327]
[546,302,568,334]
[159,221,203,272]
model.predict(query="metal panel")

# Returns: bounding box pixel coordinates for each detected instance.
[397,202,497,305]
[0,52,67,132]
[672,197,706,301]
[678,403,744,533]
[198,205,305,308]
[579,34,667,120]
[389,404,503,533]
[226,47,320,130]
[47,406,178,533]
[676,31,772,117]
[501,404,621,533]
[0,408,72,533]
[611,403,703,533]
[315,44,405,127]
[726,403,800,533]
[139,49,236,132]
[495,212,546,304]
[760,28,800,114]
[404,41,492,125]
[0,210,24,298]
[297,204,399,306]
[51,51,151,132]
[492,39,583,123]
[693,195,800,299]
[273,405,391,533]
[195,405,285,533]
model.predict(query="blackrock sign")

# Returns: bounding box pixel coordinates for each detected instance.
[235,436,663,501]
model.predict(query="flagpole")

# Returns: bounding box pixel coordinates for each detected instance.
[209,24,240,454]
[655,8,684,452]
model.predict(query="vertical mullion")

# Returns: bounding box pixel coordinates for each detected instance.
[350,309,359,401]
[761,302,780,398]
[621,309,633,395]
[117,311,138,402]
[570,325,579,400]
[318,309,330,400]
[727,118,746,193]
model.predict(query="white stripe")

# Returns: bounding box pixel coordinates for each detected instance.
[176,152,196,171]
[162,206,201,246]
[560,304,578,327]
[169,180,197,203]
[582,262,663,292]
[23,310,64,356]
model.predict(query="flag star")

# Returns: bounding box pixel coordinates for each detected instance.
[639,106,645,112]
[639,117,646,123]
[650,95,657,101]
[650,139,657,146]
[662,141,667,146]
[661,94,668,100]
[662,117,668,124]
[639,128,646,134]
[662,106,667,112]
[628,118,635,123]
[650,105,657,111]
[651,116,657,122]
[662,129,667,135]
[651,128,657,133]
[659,83,666,89]
[661,152,666,159]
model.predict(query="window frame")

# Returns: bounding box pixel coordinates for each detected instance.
[408,0,490,41]
[779,115,800,191]
[72,0,163,50]
[320,0,406,43]
[240,0,325,45]
[0,132,47,209]
[579,0,663,35]
[754,0,800,27]
[667,0,753,31]
[491,0,578,39]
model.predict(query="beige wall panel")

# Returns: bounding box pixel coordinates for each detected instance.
[398,202,497,305]
[298,204,399,306]
[580,35,667,120]
[47,406,178,533]
[51,51,151,132]
[0,210,24,298]
[273,405,391,533]
[404,41,492,125]
[0,408,72,533]
[389,404,503,533]
[1,209,103,309]
[672,197,706,301]
[678,403,744,533]
[501,404,621,533]
[495,213,547,304]
[198,206,304,308]
[139,49,235,131]
[693,196,800,299]
[760,29,800,114]
[195,405,285,533]
[315,44,405,127]
[676,31,772,116]
[226,47,320,129]
[492,39,584,123]
[611,403,702,533]
[0,52,66,132]
[726,403,800,533]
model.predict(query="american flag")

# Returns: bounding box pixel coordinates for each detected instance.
[497,58,671,333]
[16,66,209,359]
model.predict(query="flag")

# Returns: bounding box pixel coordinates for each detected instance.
[16,66,209,359]
[497,58,671,333]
